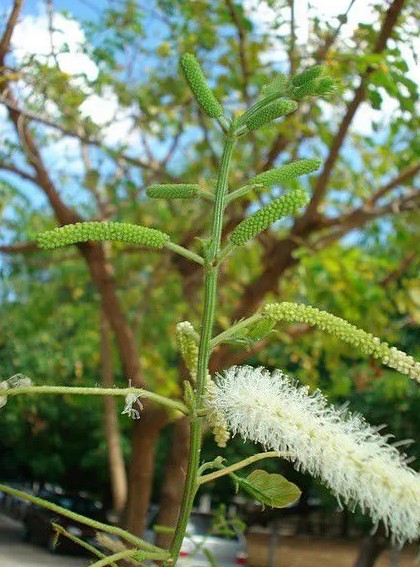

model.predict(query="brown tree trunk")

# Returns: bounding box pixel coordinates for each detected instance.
[155,416,190,549]
[354,531,388,567]
[100,310,127,517]
[125,403,168,536]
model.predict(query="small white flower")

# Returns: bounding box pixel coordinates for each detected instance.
[122,393,144,420]
[208,365,420,546]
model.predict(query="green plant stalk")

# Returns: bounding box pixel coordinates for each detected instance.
[168,131,237,564]
[165,242,204,266]
[89,549,140,567]
[52,523,117,566]
[198,451,284,485]
[3,386,189,415]
[0,484,166,554]
[225,182,264,204]
[210,313,263,347]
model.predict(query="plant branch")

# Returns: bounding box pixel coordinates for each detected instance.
[52,524,117,566]
[165,242,204,266]
[199,452,285,485]
[0,484,164,553]
[3,385,189,414]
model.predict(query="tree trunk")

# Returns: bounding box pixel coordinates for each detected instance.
[354,531,388,567]
[125,403,168,536]
[155,416,190,549]
[100,310,127,517]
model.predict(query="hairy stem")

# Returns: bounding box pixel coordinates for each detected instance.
[210,313,263,347]
[199,451,285,485]
[165,241,204,265]
[52,524,117,566]
[3,386,188,415]
[168,131,237,563]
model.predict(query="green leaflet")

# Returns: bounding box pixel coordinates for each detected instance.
[248,158,322,190]
[245,98,297,131]
[147,183,201,199]
[291,65,323,87]
[234,470,301,508]
[230,188,309,246]
[180,53,224,118]
[37,222,170,250]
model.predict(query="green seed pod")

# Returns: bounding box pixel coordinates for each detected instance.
[180,53,224,118]
[230,188,309,246]
[146,183,201,199]
[248,158,322,189]
[245,98,298,131]
[291,76,335,100]
[291,65,323,87]
[37,222,170,250]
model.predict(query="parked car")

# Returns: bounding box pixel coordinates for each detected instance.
[23,489,106,554]
[147,510,247,567]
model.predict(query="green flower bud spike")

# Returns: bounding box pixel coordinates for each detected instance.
[230,188,309,246]
[248,158,322,190]
[180,53,224,118]
[263,302,420,383]
[291,77,336,100]
[147,184,201,199]
[244,98,298,132]
[291,65,323,87]
[176,321,200,381]
[37,222,170,250]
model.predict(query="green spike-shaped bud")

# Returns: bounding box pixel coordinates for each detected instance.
[260,74,288,98]
[37,222,170,250]
[248,158,322,190]
[180,53,224,118]
[291,76,336,100]
[291,65,323,87]
[147,183,201,199]
[230,188,309,246]
[245,98,298,132]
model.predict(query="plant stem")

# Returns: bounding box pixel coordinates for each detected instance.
[165,242,204,266]
[3,386,188,415]
[225,182,264,205]
[168,132,237,563]
[199,452,285,485]
[52,523,117,566]
[210,313,263,347]
[0,484,166,554]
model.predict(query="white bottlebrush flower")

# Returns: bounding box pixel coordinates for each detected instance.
[207,365,420,546]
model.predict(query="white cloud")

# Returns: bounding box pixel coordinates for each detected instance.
[10,8,139,149]
[12,12,98,81]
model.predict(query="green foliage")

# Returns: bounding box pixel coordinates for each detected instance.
[230,188,309,245]
[234,469,301,508]
[146,183,201,199]
[291,65,323,87]
[37,222,170,250]
[180,53,224,118]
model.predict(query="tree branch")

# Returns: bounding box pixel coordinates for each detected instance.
[0,160,37,183]
[298,0,406,228]
[0,0,23,64]
[0,242,38,254]
[224,0,251,103]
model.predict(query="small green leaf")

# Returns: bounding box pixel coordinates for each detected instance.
[247,317,277,341]
[235,470,301,508]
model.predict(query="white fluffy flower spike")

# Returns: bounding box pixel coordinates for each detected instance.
[207,366,420,546]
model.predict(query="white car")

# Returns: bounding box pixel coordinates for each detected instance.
[149,511,248,567]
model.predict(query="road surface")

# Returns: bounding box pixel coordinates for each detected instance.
[0,513,89,566]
